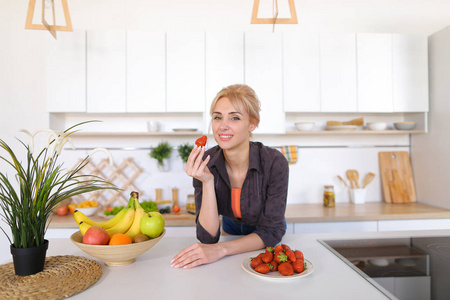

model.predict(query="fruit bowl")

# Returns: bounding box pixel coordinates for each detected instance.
[70,229,165,266]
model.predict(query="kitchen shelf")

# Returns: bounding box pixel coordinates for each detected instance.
[73,131,202,137]
[72,130,425,137]
[285,130,425,135]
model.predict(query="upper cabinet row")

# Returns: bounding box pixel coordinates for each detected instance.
[46,30,428,118]
[283,32,428,112]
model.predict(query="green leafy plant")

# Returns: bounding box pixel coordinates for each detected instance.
[177,143,193,163]
[0,121,119,248]
[149,141,172,166]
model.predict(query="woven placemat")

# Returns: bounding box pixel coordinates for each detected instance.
[0,255,102,300]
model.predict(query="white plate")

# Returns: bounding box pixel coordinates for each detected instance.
[241,256,314,280]
[325,125,358,131]
[172,128,198,132]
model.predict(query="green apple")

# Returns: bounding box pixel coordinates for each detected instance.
[140,212,165,238]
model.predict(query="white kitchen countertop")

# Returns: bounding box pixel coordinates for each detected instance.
[4,229,450,299]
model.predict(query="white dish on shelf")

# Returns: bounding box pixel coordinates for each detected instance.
[241,256,314,280]
[295,122,315,131]
[147,121,161,132]
[394,122,416,130]
[172,128,198,132]
[367,122,387,131]
[325,125,358,131]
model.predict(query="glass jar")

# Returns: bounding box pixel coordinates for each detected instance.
[323,185,335,207]
[186,194,195,213]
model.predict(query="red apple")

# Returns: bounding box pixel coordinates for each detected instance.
[140,212,165,239]
[56,206,69,216]
[82,226,110,245]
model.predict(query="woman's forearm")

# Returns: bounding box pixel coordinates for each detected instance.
[198,180,220,237]
[217,233,265,258]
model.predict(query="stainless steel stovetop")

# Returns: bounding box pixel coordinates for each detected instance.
[319,236,450,300]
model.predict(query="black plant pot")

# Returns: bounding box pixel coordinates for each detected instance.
[10,240,49,276]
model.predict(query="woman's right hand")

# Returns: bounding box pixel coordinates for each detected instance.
[185,146,213,183]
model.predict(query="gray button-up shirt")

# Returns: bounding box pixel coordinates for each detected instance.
[194,141,289,247]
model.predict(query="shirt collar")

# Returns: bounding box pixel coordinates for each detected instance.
[248,141,262,172]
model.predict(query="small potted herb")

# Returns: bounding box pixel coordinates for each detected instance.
[149,141,172,172]
[177,143,193,166]
[0,121,118,276]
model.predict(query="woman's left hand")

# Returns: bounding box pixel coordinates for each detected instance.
[171,242,225,269]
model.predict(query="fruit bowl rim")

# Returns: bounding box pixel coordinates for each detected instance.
[70,228,166,248]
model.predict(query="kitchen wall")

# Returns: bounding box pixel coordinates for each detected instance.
[412,26,450,210]
[0,0,450,207]
[1,1,450,251]
[58,125,410,207]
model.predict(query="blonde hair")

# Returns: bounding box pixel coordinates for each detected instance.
[210,84,261,127]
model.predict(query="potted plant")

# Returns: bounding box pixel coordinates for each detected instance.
[177,143,193,167]
[149,141,172,172]
[0,121,118,276]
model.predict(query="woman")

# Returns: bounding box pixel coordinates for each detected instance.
[171,84,289,269]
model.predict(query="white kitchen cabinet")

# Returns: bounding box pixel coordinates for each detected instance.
[294,221,378,234]
[283,32,320,112]
[126,31,166,113]
[46,31,86,113]
[245,32,284,134]
[166,32,205,113]
[393,34,429,112]
[320,33,357,112]
[357,34,393,112]
[87,30,126,113]
[46,228,79,238]
[205,31,244,130]
[378,219,450,231]
[373,277,431,300]
[164,226,196,237]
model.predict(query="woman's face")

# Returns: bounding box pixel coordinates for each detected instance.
[211,97,256,151]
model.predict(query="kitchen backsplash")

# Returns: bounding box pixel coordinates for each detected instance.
[59,133,410,207]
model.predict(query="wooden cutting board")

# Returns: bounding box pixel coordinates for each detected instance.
[379,152,417,203]
[389,170,410,203]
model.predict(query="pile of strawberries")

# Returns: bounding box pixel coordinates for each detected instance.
[250,244,305,276]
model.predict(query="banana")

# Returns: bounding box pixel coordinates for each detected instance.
[74,208,127,229]
[106,205,135,236]
[73,193,136,229]
[125,198,147,240]
[78,221,92,236]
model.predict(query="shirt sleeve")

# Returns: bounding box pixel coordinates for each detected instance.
[253,154,289,247]
[193,177,221,244]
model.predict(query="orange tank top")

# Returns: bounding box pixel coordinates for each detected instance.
[231,188,242,219]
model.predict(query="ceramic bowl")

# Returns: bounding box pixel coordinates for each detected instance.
[394,122,416,130]
[76,207,98,216]
[367,122,387,131]
[295,122,315,131]
[156,201,173,211]
[70,229,165,266]
[368,259,389,267]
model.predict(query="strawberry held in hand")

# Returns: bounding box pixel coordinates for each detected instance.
[195,135,207,147]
